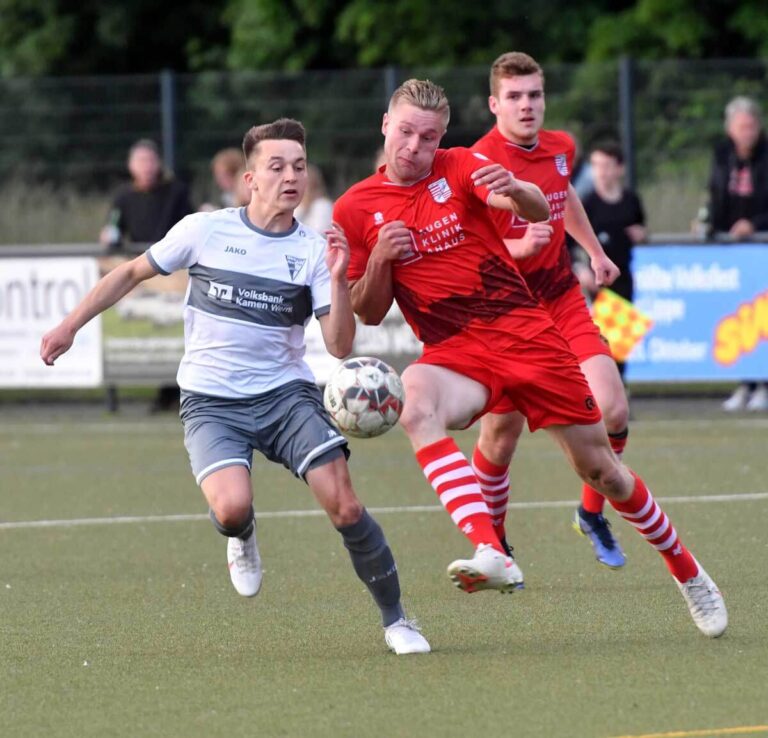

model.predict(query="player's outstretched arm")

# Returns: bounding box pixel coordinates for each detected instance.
[319,223,356,358]
[564,183,620,287]
[349,221,410,325]
[473,164,550,222]
[40,254,159,366]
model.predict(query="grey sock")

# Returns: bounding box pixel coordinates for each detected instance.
[337,509,404,627]
[209,506,254,539]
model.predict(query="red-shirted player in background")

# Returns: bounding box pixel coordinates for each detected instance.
[470,51,631,572]
[333,78,727,638]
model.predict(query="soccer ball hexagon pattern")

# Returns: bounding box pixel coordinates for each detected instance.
[323,356,405,438]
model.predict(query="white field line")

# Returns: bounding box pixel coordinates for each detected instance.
[2,418,768,434]
[1,492,767,531]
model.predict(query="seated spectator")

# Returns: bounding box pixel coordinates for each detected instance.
[708,96,768,412]
[100,139,193,251]
[295,164,333,233]
[200,147,244,211]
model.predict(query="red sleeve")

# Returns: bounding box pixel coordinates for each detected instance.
[333,194,369,283]
[453,148,516,237]
[451,148,496,206]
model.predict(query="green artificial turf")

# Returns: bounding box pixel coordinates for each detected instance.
[1,401,766,738]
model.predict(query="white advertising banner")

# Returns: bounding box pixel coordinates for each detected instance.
[0,257,102,387]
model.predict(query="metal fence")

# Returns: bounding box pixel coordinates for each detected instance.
[1,58,767,230]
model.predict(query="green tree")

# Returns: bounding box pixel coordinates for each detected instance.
[0,0,229,76]
[587,0,767,60]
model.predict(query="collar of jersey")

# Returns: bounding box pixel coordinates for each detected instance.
[239,207,299,238]
[494,125,540,153]
[380,168,434,187]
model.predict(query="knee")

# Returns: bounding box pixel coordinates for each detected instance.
[329,496,364,528]
[399,395,436,436]
[575,456,627,499]
[212,496,253,528]
[601,395,629,434]
[479,415,522,461]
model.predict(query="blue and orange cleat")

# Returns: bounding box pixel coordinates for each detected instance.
[573,506,626,569]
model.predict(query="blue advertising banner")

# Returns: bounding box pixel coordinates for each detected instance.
[627,244,768,381]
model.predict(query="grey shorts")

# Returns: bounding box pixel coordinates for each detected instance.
[179,380,349,485]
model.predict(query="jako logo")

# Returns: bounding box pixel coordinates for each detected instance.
[225,246,246,255]
[207,281,233,301]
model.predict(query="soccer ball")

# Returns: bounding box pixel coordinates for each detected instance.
[323,356,405,438]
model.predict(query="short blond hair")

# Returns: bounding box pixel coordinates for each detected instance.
[490,52,544,97]
[388,78,450,126]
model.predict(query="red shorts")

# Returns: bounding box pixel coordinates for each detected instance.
[417,325,602,432]
[544,284,611,364]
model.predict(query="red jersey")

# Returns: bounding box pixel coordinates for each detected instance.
[471,127,578,303]
[333,148,554,350]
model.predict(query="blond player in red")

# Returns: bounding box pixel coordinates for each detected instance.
[333,78,727,638]
[469,51,631,571]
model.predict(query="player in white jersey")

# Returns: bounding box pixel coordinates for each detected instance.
[40,118,430,656]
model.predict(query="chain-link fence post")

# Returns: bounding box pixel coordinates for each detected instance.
[619,55,636,189]
[160,69,177,173]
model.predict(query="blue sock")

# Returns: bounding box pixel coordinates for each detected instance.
[337,509,404,627]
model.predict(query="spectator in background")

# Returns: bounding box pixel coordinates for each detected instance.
[708,96,768,239]
[99,138,194,412]
[295,164,334,233]
[576,142,646,381]
[200,147,244,211]
[577,141,646,312]
[100,139,193,250]
[708,96,768,412]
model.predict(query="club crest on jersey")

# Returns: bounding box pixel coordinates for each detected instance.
[428,177,452,203]
[554,154,569,176]
[207,281,233,302]
[374,211,384,225]
[285,254,306,281]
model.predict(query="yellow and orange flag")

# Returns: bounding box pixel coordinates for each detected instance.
[591,289,654,362]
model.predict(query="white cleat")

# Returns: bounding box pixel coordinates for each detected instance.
[227,521,262,597]
[676,562,728,637]
[384,618,431,655]
[446,543,524,594]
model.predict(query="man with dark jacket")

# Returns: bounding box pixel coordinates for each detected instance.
[708,97,768,412]
[708,96,768,239]
[100,139,193,249]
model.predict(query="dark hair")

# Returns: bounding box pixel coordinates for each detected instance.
[590,140,624,164]
[242,118,306,162]
[490,52,544,96]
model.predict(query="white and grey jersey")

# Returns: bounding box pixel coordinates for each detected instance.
[147,207,331,398]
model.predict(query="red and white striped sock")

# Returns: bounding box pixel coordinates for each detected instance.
[471,446,510,542]
[581,428,629,514]
[415,437,504,553]
[609,471,698,582]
